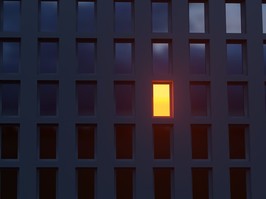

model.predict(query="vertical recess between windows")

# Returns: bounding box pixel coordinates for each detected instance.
[77,1,96,33]
[1,125,19,159]
[154,168,173,199]
[115,168,134,199]
[230,168,250,199]
[192,168,211,199]
[77,168,96,199]
[38,168,57,199]
[189,1,207,33]
[39,124,57,159]
[189,40,208,74]
[114,1,133,33]
[39,0,58,32]
[191,125,210,159]
[0,168,18,199]
[152,0,170,33]
[2,0,20,32]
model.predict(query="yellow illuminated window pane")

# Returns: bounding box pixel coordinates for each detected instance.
[153,83,171,117]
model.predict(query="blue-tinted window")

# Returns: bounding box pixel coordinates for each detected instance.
[152,2,168,33]
[262,4,266,33]
[190,43,206,74]
[153,42,170,74]
[227,83,246,116]
[40,1,57,32]
[77,2,95,33]
[189,3,205,33]
[3,1,20,32]
[1,41,20,73]
[226,3,242,33]
[227,43,243,75]
[39,82,58,116]
[39,41,58,73]
[263,43,266,73]
[1,82,20,116]
[190,83,209,116]
[115,2,133,33]
[77,41,96,73]
[115,42,133,74]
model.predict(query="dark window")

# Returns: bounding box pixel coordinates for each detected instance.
[227,83,246,116]
[154,168,172,199]
[38,168,57,199]
[189,42,207,74]
[1,82,20,116]
[77,1,95,33]
[1,41,20,73]
[115,41,133,74]
[189,3,206,33]
[77,40,96,73]
[39,40,58,73]
[115,168,134,199]
[40,1,58,32]
[77,168,96,199]
[192,168,210,199]
[152,2,169,33]
[1,125,19,159]
[227,43,244,75]
[77,125,95,159]
[153,41,170,74]
[0,168,18,199]
[191,125,209,159]
[3,1,20,32]
[115,2,133,33]
[39,125,57,159]
[39,82,58,116]
[190,82,209,116]
[229,125,247,159]
[230,168,248,199]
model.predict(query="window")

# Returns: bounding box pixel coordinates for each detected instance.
[189,41,208,74]
[153,82,173,117]
[39,125,57,159]
[154,168,172,199]
[115,168,134,199]
[227,83,247,116]
[190,82,210,116]
[38,82,58,116]
[230,168,249,199]
[38,168,57,199]
[229,125,248,159]
[227,42,245,75]
[189,2,206,33]
[226,3,242,33]
[191,125,209,159]
[40,0,58,32]
[115,124,134,159]
[262,3,266,33]
[0,40,20,73]
[77,1,96,33]
[114,81,134,116]
[1,81,20,116]
[76,81,97,116]
[39,39,58,73]
[192,168,211,199]
[77,124,95,159]
[1,125,19,159]
[263,42,266,74]
[2,0,20,32]
[152,1,169,33]
[115,1,133,33]
[152,41,171,74]
[0,168,18,199]
[76,168,96,199]
[115,40,133,74]
[77,39,96,73]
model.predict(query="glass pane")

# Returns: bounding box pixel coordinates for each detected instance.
[2,42,20,73]
[77,2,95,33]
[3,1,20,32]
[152,2,168,33]
[115,125,133,159]
[77,168,95,199]
[115,2,132,33]
[226,3,241,33]
[192,168,210,199]
[38,168,57,199]
[189,3,205,33]
[154,168,172,199]
[39,83,57,116]
[190,84,209,116]
[153,124,171,159]
[40,1,57,32]
[191,125,209,159]
[230,168,248,199]
[227,43,243,75]
[153,83,171,117]
[1,125,18,159]
[115,42,132,74]
[77,42,95,73]
[1,83,20,116]
[77,125,95,159]
[0,168,18,199]
[189,43,206,74]
[39,125,57,159]
[263,44,266,73]
[227,84,245,116]
[153,43,169,74]
[116,168,134,199]
[262,4,266,33]
[39,42,58,73]
[229,125,246,159]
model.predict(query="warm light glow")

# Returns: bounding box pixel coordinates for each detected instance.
[153,83,171,117]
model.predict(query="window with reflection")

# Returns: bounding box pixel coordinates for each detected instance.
[115,1,133,33]
[152,2,169,33]
[189,2,206,33]
[262,4,266,33]
[77,1,95,33]
[152,41,171,74]
[115,40,133,74]
[226,3,242,33]
[189,42,207,74]
[39,39,58,73]
[227,42,244,75]
[77,39,96,73]
[3,1,20,32]
[40,0,58,32]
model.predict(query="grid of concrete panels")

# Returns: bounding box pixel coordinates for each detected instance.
[0,0,266,199]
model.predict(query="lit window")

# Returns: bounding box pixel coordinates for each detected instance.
[115,40,133,74]
[39,39,58,73]
[153,82,172,117]
[3,1,20,32]
[115,2,133,33]
[262,4,266,33]
[152,41,171,74]
[40,1,58,32]
[226,3,242,33]
[1,40,20,73]
[227,42,244,75]
[189,42,207,74]
[152,2,169,33]
[77,1,95,33]
[189,3,206,33]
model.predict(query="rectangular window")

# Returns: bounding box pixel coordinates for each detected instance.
[192,168,211,199]
[77,168,96,199]
[76,81,96,116]
[227,83,247,116]
[1,81,20,116]
[38,168,57,199]
[39,39,58,73]
[263,42,266,74]
[262,4,266,33]
[153,124,172,159]
[153,41,171,74]
[0,168,18,199]
[115,124,134,159]
[115,1,133,33]
[189,41,208,74]
[191,125,209,159]
[77,1,96,33]
[0,40,20,73]
[189,2,206,33]
[77,39,96,73]
[230,168,249,199]
[152,1,169,33]
[39,125,57,159]
[227,42,245,75]
[115,168,134,199]
[229,125,248,159]
[1,125,19,159]
[190,82,210,116]
[40,0,58,32]
[77,124,95,159]
[114,81,134,116]
[226,3,242,33]
[154,168,172,199]
[3,1,20,32]
[38,81,58,116]
[115,40,133,74]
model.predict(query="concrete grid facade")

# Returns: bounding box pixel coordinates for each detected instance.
[0,0,266,198]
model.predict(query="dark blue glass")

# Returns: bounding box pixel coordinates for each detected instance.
[153,43,169,74]
[227,44,243,75]
[115,2,132,33]
[77,42,95,73]
[40,1,57,32]
[152,3,168,33]
[115,83,134,116]
[1,83,20,116]
[77,2,95,32]
[190,84,208,116]
[77,83,96,116]
[3,1,20,32]
[190,43,206,74]
[115,43,132,74]
[39,42,58,73]
[2,42,20,73]
[39,83,57,116]
[228,84,245,116]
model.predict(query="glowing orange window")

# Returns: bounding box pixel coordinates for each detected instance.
[153,82,173,117]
